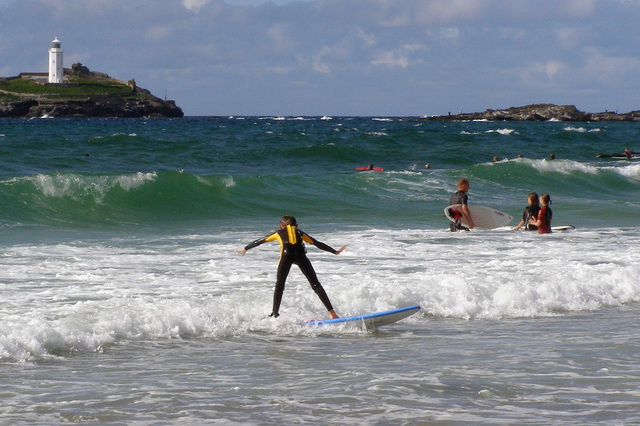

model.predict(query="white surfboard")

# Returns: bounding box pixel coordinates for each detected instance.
[445,204,513,230]
[306,306,420,330]
[552,225,575,232]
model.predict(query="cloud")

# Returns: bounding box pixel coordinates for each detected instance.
[182,0,212,12]
[267,24,295,54]
[311,46,335,74]
[372,43,425,69]
[529,60,567,82]
[583,48,640,83]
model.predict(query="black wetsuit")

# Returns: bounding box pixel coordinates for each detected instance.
[244,225,337,317]
[522,205,540,231]
[448,190,469,232]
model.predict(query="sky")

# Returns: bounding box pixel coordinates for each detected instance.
[1,0,639,116]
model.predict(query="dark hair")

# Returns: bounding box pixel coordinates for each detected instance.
[528,192,539,205]
[280,215,297,227]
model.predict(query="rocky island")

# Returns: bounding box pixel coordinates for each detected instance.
[420,104,640,122]
[0,63,183,118]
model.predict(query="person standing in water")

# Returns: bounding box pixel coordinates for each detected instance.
[528,193,553,234]
[513,192,541,231]
[238,216,346,319]
[448,178,474,232]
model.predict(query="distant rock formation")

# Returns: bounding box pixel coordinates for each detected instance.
[0,63,183,118]
[6,96,184,118]
[420,104,640,122]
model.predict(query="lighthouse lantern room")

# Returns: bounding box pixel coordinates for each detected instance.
[48,37,63,84]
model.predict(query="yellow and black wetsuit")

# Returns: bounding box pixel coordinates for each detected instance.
[244,225,337,317]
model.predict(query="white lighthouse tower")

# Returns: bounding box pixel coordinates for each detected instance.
[48,36,63,83]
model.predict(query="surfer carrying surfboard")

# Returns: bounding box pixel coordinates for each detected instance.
[237,216,346,319]
[448,178,474,232]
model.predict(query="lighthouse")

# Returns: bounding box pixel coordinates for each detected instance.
[48,37,63,83]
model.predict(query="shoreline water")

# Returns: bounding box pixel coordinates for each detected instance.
[1,117,639,423]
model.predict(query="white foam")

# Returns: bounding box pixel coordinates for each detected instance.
[533,158,599,174]
[524,158,640,181]
[1,227,638,361]
[485,128,518,135]
[614,163,640,179]
[563,126,603,133]
[24,172,157,202]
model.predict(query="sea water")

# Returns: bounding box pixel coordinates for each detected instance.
[0,117,639,423]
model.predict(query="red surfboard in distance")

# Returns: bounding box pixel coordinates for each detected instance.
[355,166,384,171]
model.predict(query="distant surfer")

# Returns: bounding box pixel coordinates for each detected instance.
[355,164,384,171]
[528,193,552,234]
[624,147,636,158]
[237,215,346,319]
[513,192,540,231]
[596,148,636,159]
[448,178,474,232]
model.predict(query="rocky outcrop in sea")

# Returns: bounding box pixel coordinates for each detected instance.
[0,64,183,118]
[0,95,183,118]
[420,104,640,122]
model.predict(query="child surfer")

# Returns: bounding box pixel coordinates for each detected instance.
[448,178,474,232]
[528,193,553,234]
[513,192,540,231]
[237,216,346,319]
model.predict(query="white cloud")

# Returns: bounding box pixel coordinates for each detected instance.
[355,27,376,47]
[520,60,566,85]
[539,60,565,79]
[372,43,425,69]
[312,46,334,74]
[372,50,409,68]
[182,0,211,13]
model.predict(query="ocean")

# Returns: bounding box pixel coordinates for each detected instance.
[1,116,639,424]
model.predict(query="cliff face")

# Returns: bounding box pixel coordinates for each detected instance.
[0,95,184,118]
[0,65,184,118]
[421,104,640,122]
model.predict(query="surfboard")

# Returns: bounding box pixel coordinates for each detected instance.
[445,204,513,230]
[596,153,639,160]
[307,305,420,330]
[499,225,575,232]
[355,166,384,171]
[552,225,575,232]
